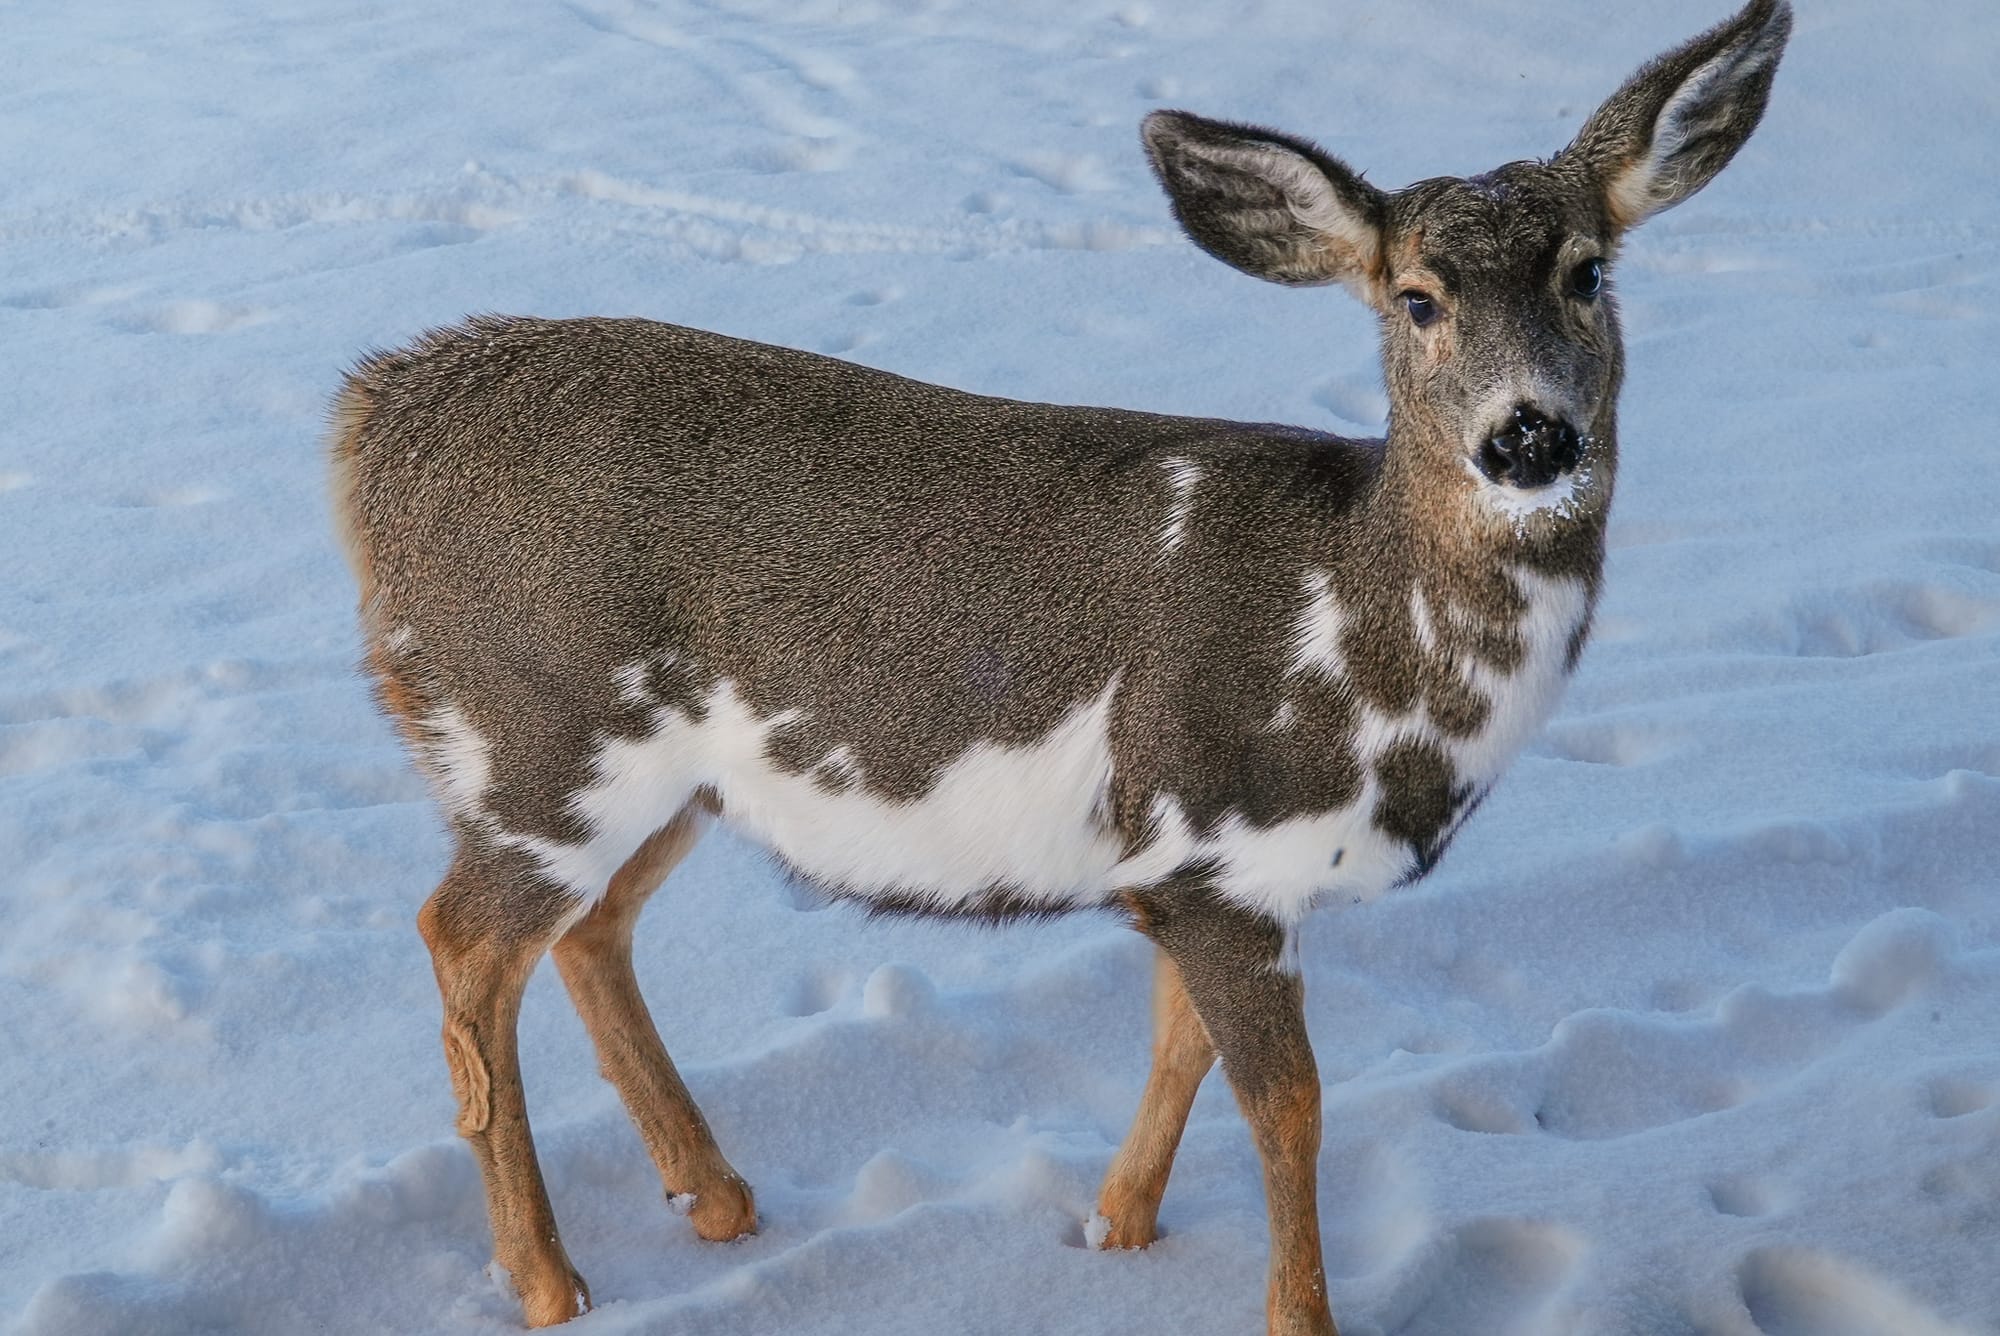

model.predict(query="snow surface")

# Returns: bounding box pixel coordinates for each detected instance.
[4,1,1998,1333]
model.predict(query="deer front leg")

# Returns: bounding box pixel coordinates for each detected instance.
[1133,883,1336,1336]
[1095,946,1214,1248]
[420,848,590,1329]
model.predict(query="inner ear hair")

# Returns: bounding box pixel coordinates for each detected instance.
[1141,110,1387,295]
[1563,0,1793,231]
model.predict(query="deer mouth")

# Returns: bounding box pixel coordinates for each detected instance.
[1475,406,1584,491]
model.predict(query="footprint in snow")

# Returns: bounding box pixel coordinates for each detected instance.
[1538,715,1679,767]
[1320,1144,1429,1279]
[1384,1217,1584,1336]
[1708,1174,1788,1218]
[128,300,273,335]
[1761,580,2000,657]
[1312,375,1389,433]
[781,968,847,1018]
[1926,1074,1995,1120]
[2,282,145,310]
[1739,1247,1976,1336]
[1524,909,1958,1141]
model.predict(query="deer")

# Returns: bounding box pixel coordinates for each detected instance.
[329,2,1789,1331]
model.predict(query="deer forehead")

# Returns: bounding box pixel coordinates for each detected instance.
[1388,166,1605,292]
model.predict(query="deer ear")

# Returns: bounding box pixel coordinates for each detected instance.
[1564,0,1792,232]
[1141,110,1387,296]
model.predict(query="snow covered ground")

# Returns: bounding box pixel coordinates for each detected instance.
[3,0,1997,1332]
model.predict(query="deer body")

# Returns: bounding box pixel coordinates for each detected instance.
[334,4,1788,1331]
[342,316,1600,927]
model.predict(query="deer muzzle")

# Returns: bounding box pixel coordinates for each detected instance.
[1476,405,1584,490]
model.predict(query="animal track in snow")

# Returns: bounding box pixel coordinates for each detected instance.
[1925,1074,1994,1119]
[1010,152,1115,195]
[1449,910,1964,1143]
[842,1149,950,1226]
[1384,1217,1584,1336]
[111,483,227,508]
[1738,1247,1975,1336]
[1320,1145,1429,1278]
[1,281,145,310]
[1434,1073,1534,1136]
[1760,579,2000,657]
[569,0,859,174]
[127,300,272,335]
[818,329,871,355]
[1708,1174,1788,1218]
[4,168,1171,270]
[563,169,1169,263]
[0,1141,222,1192]
[1539,714,1679,767]
[781,968,848,1017]
[1312,375,1389,432]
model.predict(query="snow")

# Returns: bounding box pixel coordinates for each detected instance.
[3,1,1997,1334]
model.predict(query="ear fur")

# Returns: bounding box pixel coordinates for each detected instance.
[1564,0,1793,231]
[1141,110,1387,295]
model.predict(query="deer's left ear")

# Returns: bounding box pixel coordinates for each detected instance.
[1563,0,1793,232]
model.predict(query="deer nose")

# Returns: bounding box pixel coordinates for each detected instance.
[1476,405,1583,489]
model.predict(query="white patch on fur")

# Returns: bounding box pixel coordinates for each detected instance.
[612,659,653,707]
[1274,924,1303,976]
[668,1191,698,1216]
[816,745,863,785]
[1288,569,1344,676]
[459,576,1584,929]
[501,678,1128,911]
[1109,566,1590,925]
[1110,788,1415,925]
[1450,566,1592,784]
[384,623,415,653]
[1159,456,1202,557]
[1411,586,1441,656]
[421,705,492,820]
[1267,699,1298,732]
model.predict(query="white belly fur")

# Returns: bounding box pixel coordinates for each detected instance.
[419,568,1587,927]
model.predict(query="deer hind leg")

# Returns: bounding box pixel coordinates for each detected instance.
[1134,882,1337,1336]
[1095,945,1214,1248]
[550,799,757,1244]
[419,844,590,1328]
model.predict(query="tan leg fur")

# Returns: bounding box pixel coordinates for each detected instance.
[1095,948,1214,1248]
[550,806,757,1244]
[419,856,589,1329]
[1242,1061,1334,1336]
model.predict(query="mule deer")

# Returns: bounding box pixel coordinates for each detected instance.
[331,2,1789,1330]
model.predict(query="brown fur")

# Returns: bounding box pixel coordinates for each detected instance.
[325,379,377,602]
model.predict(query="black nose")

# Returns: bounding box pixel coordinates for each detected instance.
[1476,405,1583,489]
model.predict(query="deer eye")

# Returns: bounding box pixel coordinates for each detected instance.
[1401,291,1440,327]
[1569,258,1604,299]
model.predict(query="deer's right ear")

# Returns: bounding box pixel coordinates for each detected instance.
[1141,110,1387,297]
